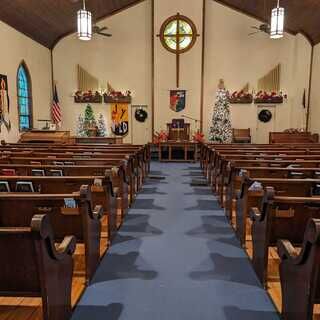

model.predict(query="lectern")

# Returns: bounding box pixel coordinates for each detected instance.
[167,119,190,141]
[159,119,196,162]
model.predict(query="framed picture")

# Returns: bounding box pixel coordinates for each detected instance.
[170,90,186,112]
[0,74,10,131]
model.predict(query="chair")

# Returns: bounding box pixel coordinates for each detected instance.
[232,129,251,143]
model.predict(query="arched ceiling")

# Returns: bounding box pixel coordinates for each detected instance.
[0,0,145,49]
[215,0,320,45]
[0,0,319,49]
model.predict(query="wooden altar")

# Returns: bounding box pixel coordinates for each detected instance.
[19,130,70,144]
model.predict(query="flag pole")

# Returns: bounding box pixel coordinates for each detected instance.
[50,49,55,127]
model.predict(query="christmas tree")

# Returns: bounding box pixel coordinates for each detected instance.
[76,114,86,137]
[97,113,107,137]
[84,104,95,122]
[84,104,96,136]
[209,80,232,143]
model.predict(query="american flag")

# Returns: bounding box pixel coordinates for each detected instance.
[52,85,62,126]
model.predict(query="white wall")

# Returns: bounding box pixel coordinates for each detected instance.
[0,21,52,143]
[309,43,320,135]
[203,1,312,142]
[153,0,204,135]
[53,1,152,144]
[2,0,311,144]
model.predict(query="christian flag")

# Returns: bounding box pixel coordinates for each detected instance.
[52,85,62,126]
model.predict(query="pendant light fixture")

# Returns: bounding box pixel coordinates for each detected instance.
[77,0,92,41]
[270,0,284,39]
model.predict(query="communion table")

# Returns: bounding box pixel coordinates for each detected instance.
[158,141,198,162]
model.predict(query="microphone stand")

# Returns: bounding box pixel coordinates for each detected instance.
[181,115,201,137]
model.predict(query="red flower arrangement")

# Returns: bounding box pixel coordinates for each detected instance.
[74,90,102,103]
[104,90,132,103]
[192,130,205,143]
[153,130,169,144]
[254,91,287,104]
[228,90,253,104]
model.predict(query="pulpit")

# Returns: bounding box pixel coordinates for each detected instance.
[158,119,197,162]
[167,119,190,141]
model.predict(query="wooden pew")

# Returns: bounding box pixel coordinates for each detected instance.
[0,162,131,210]
[0,143,150,177]
[200,143,320,179]
[234,175,320,246]
[0,175,117,242]
[0,185,103,284]
[225,165,320,221]
[0,214,76,320]
[277,218,320,320]
[216,159,320,206]
[249,187,320,288]
[269,132,319,144]
[0,155,139,196]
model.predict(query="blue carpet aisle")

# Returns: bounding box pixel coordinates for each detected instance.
[71,162,279,320]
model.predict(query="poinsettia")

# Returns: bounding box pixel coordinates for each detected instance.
[193,131,205,142]
[255,91,287,99]
[74,90,101,97]
[153,130,168,144]
[230,91,253,99]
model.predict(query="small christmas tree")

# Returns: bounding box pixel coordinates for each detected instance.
[84,104,96,136]
[76,114,86,137]
[84,104,95,122]
[97,113,107,137]
[209,79,232,143]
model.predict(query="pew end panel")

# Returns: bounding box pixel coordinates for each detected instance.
[249,187,276,287]
[0,214,76,320]
[277,218,320,320]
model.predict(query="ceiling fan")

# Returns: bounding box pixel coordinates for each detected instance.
[248,23,270,36]
[248,0,270,37]
[93,25,112,37]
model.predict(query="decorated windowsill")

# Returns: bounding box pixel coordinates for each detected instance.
[254,97,284,104]
[104,94,132,104]
[229,98,253,104]
[74,91,102,103]
[254,91,286,104]
[229,91,253,104]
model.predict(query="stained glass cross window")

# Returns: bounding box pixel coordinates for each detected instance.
[159,13,199,87]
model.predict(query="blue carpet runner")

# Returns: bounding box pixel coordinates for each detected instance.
[71,162,279,319]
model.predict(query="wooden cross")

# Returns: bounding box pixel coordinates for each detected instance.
[158,13,200,88]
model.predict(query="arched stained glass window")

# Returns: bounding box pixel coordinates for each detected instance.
[17,62,33,131]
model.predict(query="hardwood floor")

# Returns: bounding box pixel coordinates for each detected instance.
[0,214,114,320]
[241,217,320,319]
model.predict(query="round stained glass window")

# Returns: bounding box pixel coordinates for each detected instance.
[159,14,198,54]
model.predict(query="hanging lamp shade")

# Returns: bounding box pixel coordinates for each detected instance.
[77,0,92,41]
[270,0,284,39]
